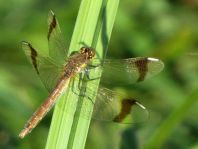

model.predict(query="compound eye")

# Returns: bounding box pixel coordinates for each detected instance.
[88,51,95,59]
[80,47,85,53]
[80,47,89,53]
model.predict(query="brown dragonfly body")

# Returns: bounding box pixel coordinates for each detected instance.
[19,47,95,138]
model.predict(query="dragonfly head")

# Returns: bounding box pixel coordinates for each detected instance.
[80,47,95,60]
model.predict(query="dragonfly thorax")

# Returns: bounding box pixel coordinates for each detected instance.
[62,47,95,78]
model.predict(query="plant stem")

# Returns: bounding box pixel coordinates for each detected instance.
[145,89,198,149]
[45,0,120,148]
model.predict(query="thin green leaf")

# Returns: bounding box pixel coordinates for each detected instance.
[45,0,120,149]
[145,89,198,149]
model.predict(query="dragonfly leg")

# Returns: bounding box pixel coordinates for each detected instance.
[71,81,95,105]
[70,77,81,95]
[70,73,89,96]
[87,63,101,69]
[70,72,97,105]
[70,72,89,94]
[84,68,101,81]
[78,72,85,89]
[71,72,90,92]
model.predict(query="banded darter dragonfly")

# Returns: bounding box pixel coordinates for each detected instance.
[19,11,164,139]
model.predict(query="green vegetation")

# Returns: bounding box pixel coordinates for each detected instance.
[0,0,198,149]
[46,0,119,148]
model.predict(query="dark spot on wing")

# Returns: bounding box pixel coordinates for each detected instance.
[28,43,39,74]
[48,14,56,40]
[113,99,136,123]
[135,58,148,82]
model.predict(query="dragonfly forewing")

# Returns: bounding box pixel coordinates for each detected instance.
[100,57,164,85]
[48,10,68,65]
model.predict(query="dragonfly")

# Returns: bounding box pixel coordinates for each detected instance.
[19,10,164,139]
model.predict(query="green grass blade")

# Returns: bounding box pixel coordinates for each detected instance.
[145,89,198,149]
[45,0,120,148]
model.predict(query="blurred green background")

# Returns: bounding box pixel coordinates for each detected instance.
[0,0,198,149]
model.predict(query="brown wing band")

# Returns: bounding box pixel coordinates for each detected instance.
[28,43,39,74]
[47,13,57,40]
[113,99,136,123]
[135,58,148,82]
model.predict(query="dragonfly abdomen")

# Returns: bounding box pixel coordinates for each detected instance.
[19,77,70,138]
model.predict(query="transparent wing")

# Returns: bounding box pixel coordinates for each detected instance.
[47,10,68,65]
[91,87,149,123]
[100,57,164,85]
[22,41,63,92]
[72,76,149,124]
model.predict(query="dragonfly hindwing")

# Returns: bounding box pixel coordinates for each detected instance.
[22,41,63,92]
[22,41,39,74]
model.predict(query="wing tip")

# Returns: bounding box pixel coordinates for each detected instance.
[146,57,164,63]
[21,41,33,51]
[21,41,31,50]
[147,57,165,72]
[147,57,160,62]
[21,41,29,46]
[134,101,146,110]
[47,10,57,40]
[21,41,39,74]
[49,10,55,18]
